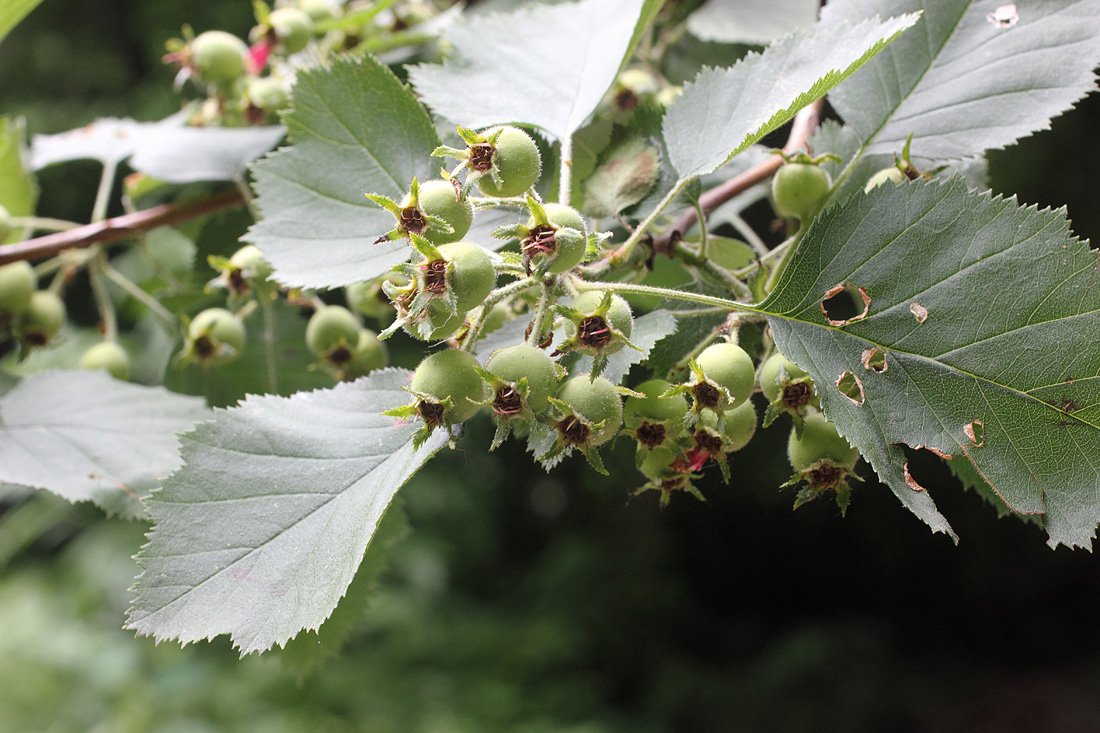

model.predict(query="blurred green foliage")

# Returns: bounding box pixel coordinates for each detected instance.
[2,1,1100,731]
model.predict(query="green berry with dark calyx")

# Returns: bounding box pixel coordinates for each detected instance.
[553,374,623,448]
[218,244,276,298]
[685,341,755,415]
[0,260,36,326]
[306,305,360,363]
[15,290,66,347]
[624,378,688,449]
[485,344,561,415]
[268,8,314,54]
[467,126,542,198]
[864,165,908,192]
[190,31,249,86]
[425,240,495,315]
[186,307,246,366]
[784,409,861,515]
[559,290,634,361]
[369,178,473,246]
[245,76,289,112]
[409,349,490,426]
[759,352,818,428]
[772,161,831,222]
[79,341,131,381]
[522,201,587,274]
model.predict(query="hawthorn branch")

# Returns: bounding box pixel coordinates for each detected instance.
[0,189,245,266]
[652,98,824,254]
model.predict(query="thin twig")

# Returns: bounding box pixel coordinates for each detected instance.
[0,189,244,266]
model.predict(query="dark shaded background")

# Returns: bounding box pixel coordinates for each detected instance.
[2,1,1100,731]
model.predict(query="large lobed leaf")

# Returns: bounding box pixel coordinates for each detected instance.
[408,0,659,141]
[823,0,1100,162]
[0,370,208,518]
[126,369,448,654]
[246,55,441,290]
[760,178,1100,547]
[663,13,920,181]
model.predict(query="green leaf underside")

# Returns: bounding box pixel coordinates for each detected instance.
[760,178,1100,547]
[0,116,37,244]
[0,370,208,519]
[246,56,441,290]
[663,13,920,181]
[0,0,44,46]
[126,369,449,655]
[408,0,650,141]
[687,0,819,45]
[824,0,1100,162]
[31,117,160,169]
[573,309,678,385]
[130,125,285,183]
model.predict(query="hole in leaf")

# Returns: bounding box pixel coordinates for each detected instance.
[821,284,870,326]
[987,3,1019,27]
[909,302,928,323]
[964,419,985,448]
[861,348,887,373]
[898,444,954,495]
[835,371,865,405]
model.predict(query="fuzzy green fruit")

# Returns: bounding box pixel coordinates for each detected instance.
[772,162,831,221]
[864,166,908,192]
[411,349,490,425]
[565,290,633,356]
[694,342,755,408]
[485,344,560,414]
[401,180,473,245]
[16,290,65,346]
[191,31,248,85]
[556,375,623,447]
[0,261,36,320]
[188,307,246,365]
[471,126,542,198]
[788,411,859,471]
[348,328,388,376]
[523,203,587,273]
[80,341,131,381]
[269,8,314,54]
[306,305,360,357]
[433,240,495,314]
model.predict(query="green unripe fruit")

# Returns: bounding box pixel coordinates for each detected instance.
[79,341,131,381]
[269,8,314,54]
[759,353,808,402]
[306,305,360,357]
[788,411,859,471]
[485,344,560,414]
[409,302,464,341]
[16,290,65,346]
[556,375,623,447]
[720,399,757,452]
[349,328,387,375]
[188,307,246,365]
[401,180,473,245]
[433,240,495,314]
[298,0,334,22]
[522,203,587,273]
[771,162,831,221]
[471,126,541,198]
[411,349,490,425]
[191,31,249,85]
[566,290,633,356]
[864,166,908,192]
[694,342,755,408]
[639,444,678,481]
[0,261,36,320]
[625,378,687,425]
[227,244,275,292]
[245,77,289,111]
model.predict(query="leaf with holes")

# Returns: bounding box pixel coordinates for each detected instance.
[822,0,1100,163]
[126,369,448,655]
[408,0,662,142]
[758,177,1100,547]
[0,370,208,518]
[246,55,441,290]
[663,13,920,181]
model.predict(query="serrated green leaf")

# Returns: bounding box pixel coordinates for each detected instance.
[30,117,160,169]
[759,178,1100,547]
[0,0,44,46]
[687,0,819,45]
[130,125,285,183]
[126,369,448,655]
[823,0,1100,162]
[664,13,920,180]
[408,0,653,141]
[0,116,36,244]
[246,55,441,290]
[0,370,209,519]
